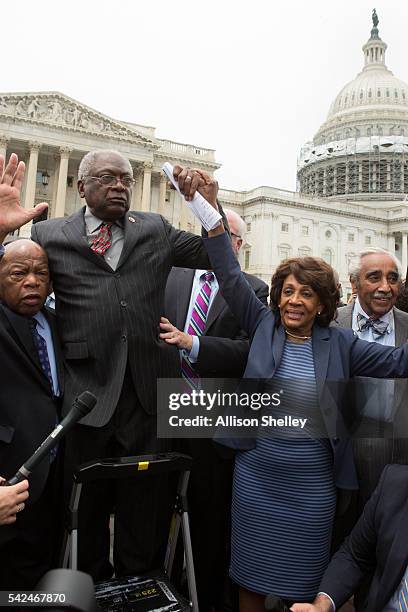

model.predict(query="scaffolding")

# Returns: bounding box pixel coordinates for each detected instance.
[298,135,408,198]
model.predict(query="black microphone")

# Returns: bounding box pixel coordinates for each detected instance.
[4,391,97,486]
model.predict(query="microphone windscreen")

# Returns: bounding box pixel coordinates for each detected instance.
[75,391,97,418]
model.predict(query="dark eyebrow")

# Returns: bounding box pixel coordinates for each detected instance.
[365,269,382,276]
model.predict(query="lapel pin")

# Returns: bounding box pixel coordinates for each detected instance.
[128,216,135,223]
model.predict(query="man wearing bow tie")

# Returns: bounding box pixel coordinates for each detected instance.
[333,249,408,561]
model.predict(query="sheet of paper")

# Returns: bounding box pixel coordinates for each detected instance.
[162,162,222,231]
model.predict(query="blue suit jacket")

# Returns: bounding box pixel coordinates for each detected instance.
[204,233,408,490]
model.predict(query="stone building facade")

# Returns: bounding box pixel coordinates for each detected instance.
[1,14,407,298]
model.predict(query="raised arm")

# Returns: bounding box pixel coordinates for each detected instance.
[0,154,48,243]
[173,165,269,337]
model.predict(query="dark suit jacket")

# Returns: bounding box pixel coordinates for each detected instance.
[334,303,408,432]
[32,208,215,426]
[320,464,408,612]
[0,304,63,504]
[164,267,269,378]
[204,232,408,490]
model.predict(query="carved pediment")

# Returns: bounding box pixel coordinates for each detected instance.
[0,92,158,148]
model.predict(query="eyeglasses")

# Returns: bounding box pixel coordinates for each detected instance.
[84,174,135,188]
[231,232,242,240]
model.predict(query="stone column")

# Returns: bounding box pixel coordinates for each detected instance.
[312,220,319,257]
[24,142,41,209]
[54,147,71,218]
[0,135,9,160]
[357,228,363,250]
[402,232,408,276]
[131,165,143,210]
[51,154,60,218]
[158,175,167,216]
[293,217,300,254]
[387,233,395,254]
[271,213,279,269]
[340,225,348,280]
[141,162,152,212]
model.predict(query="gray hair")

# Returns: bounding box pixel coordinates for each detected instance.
[78,150,133,181]
[224,208,246,241]
[349,247,402,285]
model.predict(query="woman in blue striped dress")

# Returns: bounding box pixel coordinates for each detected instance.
[229,258,338,609]
[173,165,408,612]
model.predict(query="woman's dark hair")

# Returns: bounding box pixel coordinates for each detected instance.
[269,257,339,327]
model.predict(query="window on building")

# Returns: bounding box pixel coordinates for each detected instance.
[365,236,372,245]
[368,89,372,98]
[386,89,390,97]
[279,246,291,261]
[194,149,201,155]
[298,247,311,257]
[377,89,381,97]
[67,176,74,188]
[36,171,43,184]
[322,248,333,266]
[244,249,250,270]
[301,225,309,236]
[348,233,354,242]
[165,190,171,203]
[281,223,289,232]
[246,222,251,233]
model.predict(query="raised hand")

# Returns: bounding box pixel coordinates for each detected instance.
[0,153,48,243]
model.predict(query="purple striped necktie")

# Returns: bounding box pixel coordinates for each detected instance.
[181,272,214,390]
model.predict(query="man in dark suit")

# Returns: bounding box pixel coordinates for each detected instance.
[161,209,268,612]
[0,151,226,581]
[0,235,63,589]
[291,464,408,612]
[334,249,408,513]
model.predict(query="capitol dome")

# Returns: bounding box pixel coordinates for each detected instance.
[297,11,408,200]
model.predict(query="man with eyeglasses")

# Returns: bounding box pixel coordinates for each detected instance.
[0,150,227,582]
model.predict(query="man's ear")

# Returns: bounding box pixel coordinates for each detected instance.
[78,180,85,199]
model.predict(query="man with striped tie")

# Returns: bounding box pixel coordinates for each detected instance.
[290,464,408,612]
[161,228,268,612]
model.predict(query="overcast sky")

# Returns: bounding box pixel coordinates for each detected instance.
[3,0,408,191]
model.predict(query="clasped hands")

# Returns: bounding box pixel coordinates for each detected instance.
[172,165,219,208]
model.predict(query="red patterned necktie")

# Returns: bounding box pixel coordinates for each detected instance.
[181,272,214,390]
[90,222,113,256]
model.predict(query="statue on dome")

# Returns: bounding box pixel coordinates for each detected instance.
[372,8,379,28]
